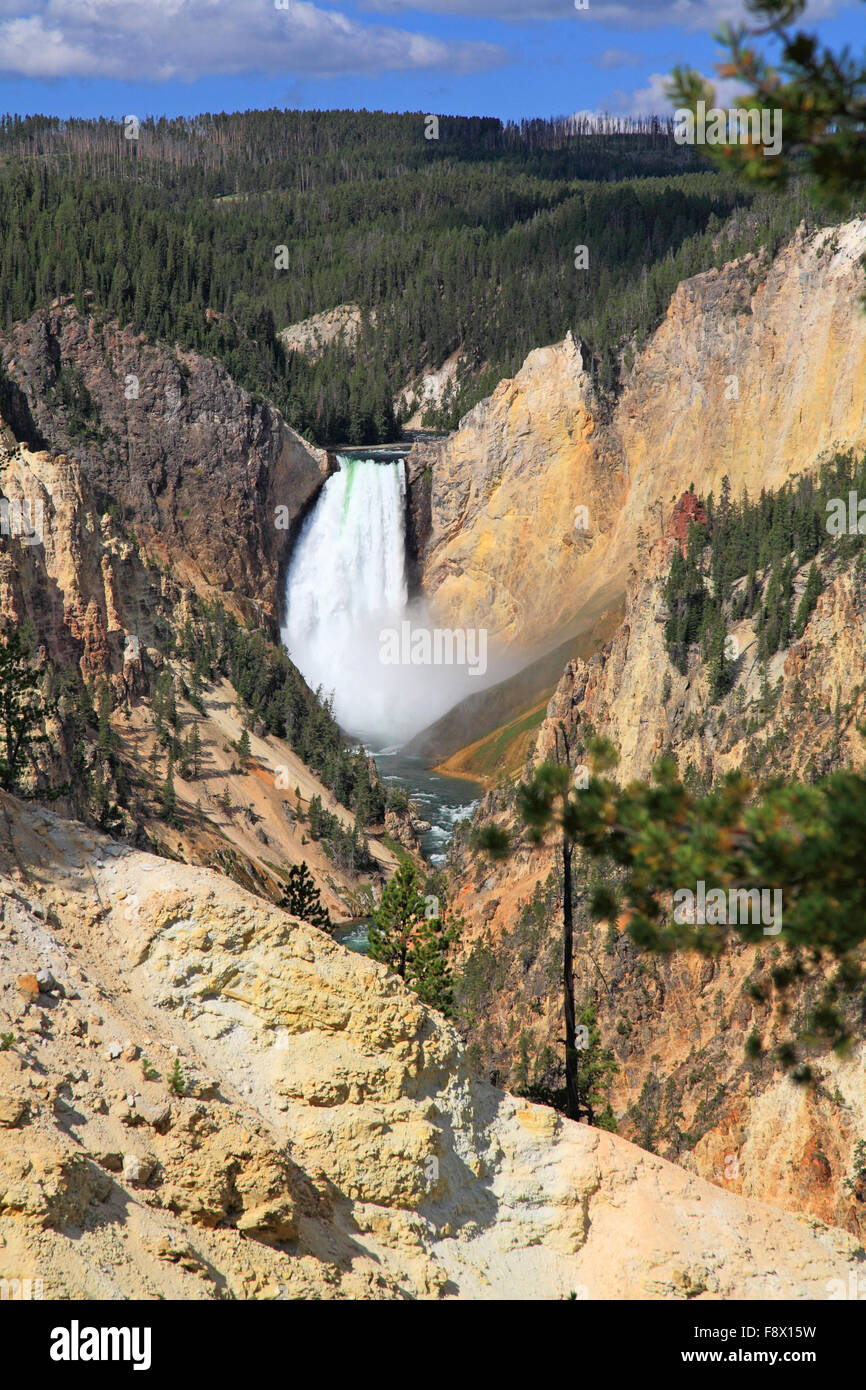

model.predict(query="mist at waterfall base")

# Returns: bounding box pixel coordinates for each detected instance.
[282,455,510,750]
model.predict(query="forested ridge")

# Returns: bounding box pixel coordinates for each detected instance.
[665,453,866,701]
[0,107,840,443]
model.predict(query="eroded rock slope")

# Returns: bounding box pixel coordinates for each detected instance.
[413,221,866,649]
[0,794,861,1300]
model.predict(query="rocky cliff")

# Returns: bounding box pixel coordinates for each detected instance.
[279,303,364,361]
[410,332,622,647]
[0,329,398,921]
[414,220,866,651]
[0,792,861,1300]
[448,503,866,1237]
[0,299,329,627]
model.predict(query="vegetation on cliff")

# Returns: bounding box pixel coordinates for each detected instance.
[177,601,385,825]
[279,860,332,933]
[0,626,53,795]
[368,860,460,1015]
[0,109,844,440]
[664,451,866,694]
[477,731,866,1118]
[0,568,387,863]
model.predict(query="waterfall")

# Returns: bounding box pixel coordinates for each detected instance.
[282,455,409,745]
[282,453,496,749]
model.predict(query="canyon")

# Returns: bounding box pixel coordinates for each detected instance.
[2,216,866,1299]
[430,220,866,1243]
[411,219,866,653]
[0,311,405,920]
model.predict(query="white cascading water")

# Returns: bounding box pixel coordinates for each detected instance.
[282,454,491,748]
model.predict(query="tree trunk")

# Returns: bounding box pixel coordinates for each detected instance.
[561,832,580,1122]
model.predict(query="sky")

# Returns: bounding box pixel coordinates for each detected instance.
[0,0,861,124]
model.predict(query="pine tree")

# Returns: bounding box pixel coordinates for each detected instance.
[368,860,425,979]
[475,758,598,1122]
[668,0,866,208]
[402,912,459,1015]
[573,1003,618,1129]
[96,681,114,753]
[0,628,51,793]
[367,860,459,1015]
[167,1058,185,1096]
[279,861,331,933]
[187,723,203,779]
[190,666,206,713]
[707,614,732,703]
[160,756,178,825]
[794,562,823,638]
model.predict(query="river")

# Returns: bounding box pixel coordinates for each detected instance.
[332,753,482,954]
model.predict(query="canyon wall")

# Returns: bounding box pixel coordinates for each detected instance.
[409,333,622,645]
[0,346,396,919]
[0,791,861,1300]
[0,300,329,626]
[414,219,866,650]
[420,221,866,1237]
[448,503,866,1236]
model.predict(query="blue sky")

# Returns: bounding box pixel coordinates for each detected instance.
[0,1,860,123]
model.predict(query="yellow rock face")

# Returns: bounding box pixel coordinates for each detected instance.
[417,221,866,652]
[1,792,863,1298]
[447,463,866,1241]
[418,333,623,647]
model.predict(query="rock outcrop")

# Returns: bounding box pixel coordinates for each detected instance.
[0,429,160,688]
[412,332,621,646]
[0,301,329,626]
[0,792,862,1300]
[414,220,866,650]
[279,303,364,360]
[0,379,394,919]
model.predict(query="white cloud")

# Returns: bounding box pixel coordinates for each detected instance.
[0,0,505,81]
[609,69,748,116]
[0,16,103,76]
[362,0,847,32]
[592,47,644,69]
[609,72,674,117]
